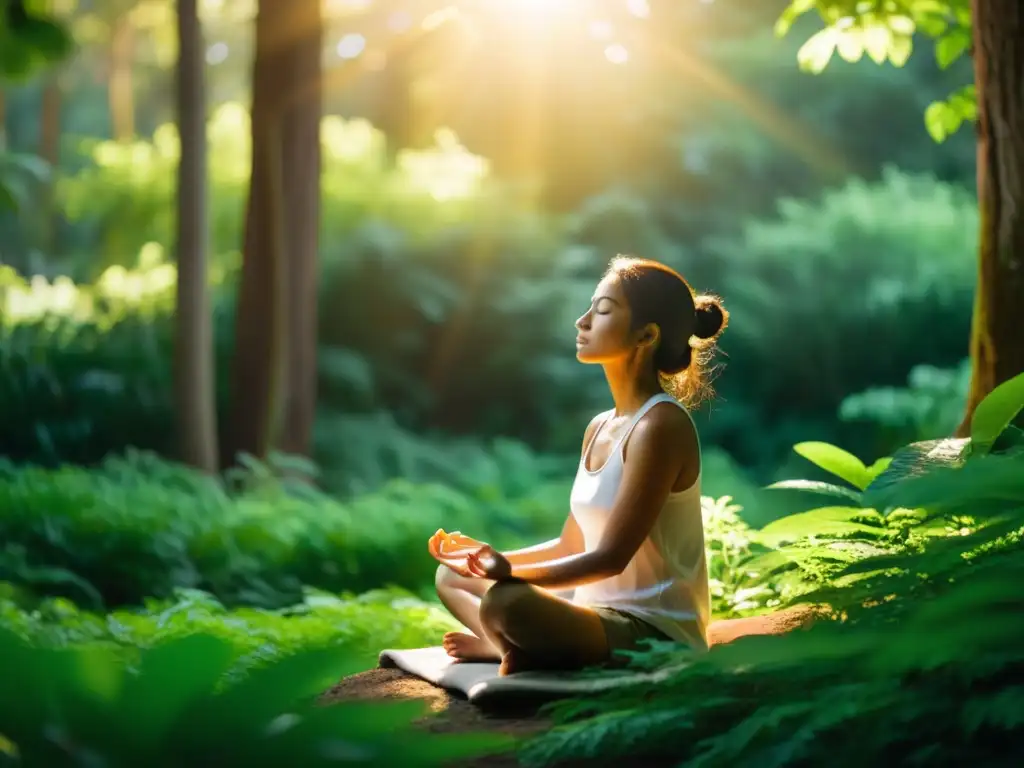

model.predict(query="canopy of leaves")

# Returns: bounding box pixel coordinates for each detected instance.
[777,0,975,141]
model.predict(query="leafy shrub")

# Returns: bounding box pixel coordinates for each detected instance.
[0,449,570,610]
[0,623,507,767]
[694,168,976,474]
[519,373,1024,767]
[0,584,459,667]
[0,442,780,623]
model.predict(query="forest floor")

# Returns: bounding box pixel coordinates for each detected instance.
[320,607,817,768]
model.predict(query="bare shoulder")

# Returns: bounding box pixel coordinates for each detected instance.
[626,401,698,462]
[580,410,611,457]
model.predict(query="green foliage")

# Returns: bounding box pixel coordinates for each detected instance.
[0,622,508,766]
[699,169,974,472]
[0,449,572,610]
[519,375,1024,767]
[0,583,459,666]
[0,0,73,81]
[702,496,782,616]
[839,359,970,452]
[0,443,779,622]
[777,0,975,141]
[0,147,50,213]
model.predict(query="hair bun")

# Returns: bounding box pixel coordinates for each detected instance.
[693,295,727,340]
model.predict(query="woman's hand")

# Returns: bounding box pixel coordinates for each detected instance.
[466,545,513,581]
[428,529,489,578]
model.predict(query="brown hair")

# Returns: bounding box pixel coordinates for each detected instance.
[606,255,728,407]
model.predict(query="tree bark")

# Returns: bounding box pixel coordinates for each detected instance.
[225,0,321,465]
[277,0,322,459]
[109,16,135,141]
[957,0,1024,436]
[174,0,219,472]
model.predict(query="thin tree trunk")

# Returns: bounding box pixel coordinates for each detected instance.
[109,16,135,141]
[957,0,1024,436]
[226,0,321,464]
[174,0,219,472]
[0,87,6,146]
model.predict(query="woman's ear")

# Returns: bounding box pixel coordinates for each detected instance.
[638,323,660,349]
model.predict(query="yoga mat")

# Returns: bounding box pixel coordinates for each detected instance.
[377,607,819,706]
[378,646,686,707]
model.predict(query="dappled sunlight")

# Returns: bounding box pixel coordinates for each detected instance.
[0,244,193,328]
[397,129,490,201]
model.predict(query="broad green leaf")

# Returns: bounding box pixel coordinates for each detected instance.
[887,15,916,36]
[765,479,863,504]
[865,457,893,483]
[888,33,913,66]
[924,100,962,143]
[793,442,872,490]
[970,371,1024,455]
[862,24,891,64]
[836,29,865,63]
[935,28,970,69]
[915,12,949,37]
[797,28,838,74]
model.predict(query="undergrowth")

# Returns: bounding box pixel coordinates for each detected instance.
[521,373,1024,767]
[0,449,777,619]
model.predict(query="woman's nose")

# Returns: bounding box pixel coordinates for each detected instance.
[575,312,590,330]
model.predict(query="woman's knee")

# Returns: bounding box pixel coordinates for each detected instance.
[479,581,533,630]
[435,563,473,593]
[435,563,455,592]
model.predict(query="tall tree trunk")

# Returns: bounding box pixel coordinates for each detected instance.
[109,16,135,141]
[278,0,322,458]
[225,0,321,465]
[0,87,6,146]
[39,74,61,254]
[957,1,1024,436]
[174,0,219,472]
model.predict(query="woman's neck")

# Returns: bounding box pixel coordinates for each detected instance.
[602,359,663,416]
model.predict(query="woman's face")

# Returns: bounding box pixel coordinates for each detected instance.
[574,275,641,364]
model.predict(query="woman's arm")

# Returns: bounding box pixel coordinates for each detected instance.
[497,406,695,591]
[502,513,585,566]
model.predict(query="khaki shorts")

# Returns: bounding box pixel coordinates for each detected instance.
[593,606,671,664]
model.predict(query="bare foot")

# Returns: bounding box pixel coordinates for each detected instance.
[442,631,501,662]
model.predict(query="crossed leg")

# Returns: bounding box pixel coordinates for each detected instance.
[435,565,610,675]
[435,564,501,661]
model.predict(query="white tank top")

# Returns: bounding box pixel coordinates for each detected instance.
[570,392,711,651]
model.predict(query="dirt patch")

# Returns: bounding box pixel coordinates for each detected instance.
[321,667,547,767]
[321,606,820,767]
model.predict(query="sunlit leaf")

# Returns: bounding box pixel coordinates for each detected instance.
[765,479,863,504]
[793,442,872,490]
[970,371,1024,456]
[797,28,838,74]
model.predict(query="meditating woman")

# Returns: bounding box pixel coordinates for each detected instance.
[428,256,727,676]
